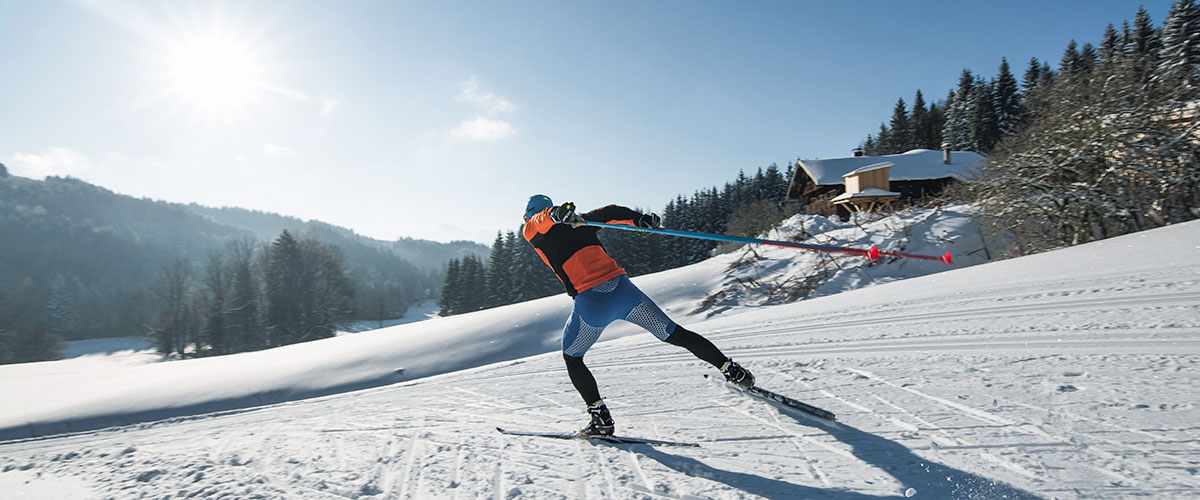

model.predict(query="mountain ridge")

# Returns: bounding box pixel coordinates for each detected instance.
[0,174,487,344]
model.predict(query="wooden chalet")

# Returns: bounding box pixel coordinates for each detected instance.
[786,148,985,218]
[831,162,901,214]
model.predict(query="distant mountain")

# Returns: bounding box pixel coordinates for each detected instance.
[0,174,488,343]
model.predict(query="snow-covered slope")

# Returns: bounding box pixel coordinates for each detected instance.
[1,217,1197,499]
[0,206,985,440]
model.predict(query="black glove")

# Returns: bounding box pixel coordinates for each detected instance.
[637,213,661,229]
[549,202,577,224]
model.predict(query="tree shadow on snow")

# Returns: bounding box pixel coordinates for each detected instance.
[622,412,1044,500]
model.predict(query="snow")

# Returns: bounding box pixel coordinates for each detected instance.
[58,336,162,368]
[798,149,985,186]
[0,210,1197,499]
[831,188,901,202]
[845,161,894,176]
[61,336,154,359]
[0,469,95,499]
[336,300,442,335]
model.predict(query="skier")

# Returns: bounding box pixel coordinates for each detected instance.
[521,194,755,436]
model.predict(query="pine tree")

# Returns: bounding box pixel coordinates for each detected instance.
[927,100,946,149]
[504,231,533,303]
[887,97,911,153]
[763,163,786,201]
[1120,19,1133,57]
[1132,6,1163,57]
[152,258,196,355]
[1015,56,1051,125]
[1101,23,1120,65]
[1079,43,1098,74]
[300,239,352,342]
[910,90,933,149]
[438,259,461,316]
[201,252,229,355]
[1061,40,1084,77]
[1022,57,1044,107]
[46,274,82,338]
[1157,0,1200,95]
[661,198,688,268]
[874,123,892,155]
[265,231,304,346]
[993,58,1024,137]
[226,239,262,352]
[1128,6,1163,83]
[459,255,487,312]
[970,77,1000,152]
[484,232,511,308]
[942,69,977,150]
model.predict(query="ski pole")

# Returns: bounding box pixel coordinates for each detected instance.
[580,221,952,265]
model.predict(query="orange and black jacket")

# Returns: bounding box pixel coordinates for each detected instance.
[523,204,643,297]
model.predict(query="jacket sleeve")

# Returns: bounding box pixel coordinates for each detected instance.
[522,207,556,241]
[583,205,642,226]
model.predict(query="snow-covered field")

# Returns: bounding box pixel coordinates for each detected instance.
[1,213,1197,499]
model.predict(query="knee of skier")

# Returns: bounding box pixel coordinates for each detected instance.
[563,352,585,366]
[663,324,688,345]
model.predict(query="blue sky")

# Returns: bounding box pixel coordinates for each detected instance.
[0,0,1175,244]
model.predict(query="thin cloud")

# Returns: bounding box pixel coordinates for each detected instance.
[259,83,311,103]
[457,76,515,115]
[264,143,298,157]
[321,94,340,118]
[451,117,516,142]
[7,147,94,178]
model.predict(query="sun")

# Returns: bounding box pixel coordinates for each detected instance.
[164,34,263,113]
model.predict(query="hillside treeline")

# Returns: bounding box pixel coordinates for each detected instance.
[0,174,480,364]
[152,231,355,356]
[861,3,1199,255]
[978,3,1200,253]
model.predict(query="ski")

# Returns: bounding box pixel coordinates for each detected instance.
[495,427,700,447]
[704,374,837,421]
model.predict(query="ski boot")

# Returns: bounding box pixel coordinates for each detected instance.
[579,401,615,436]
[721,359,755,389]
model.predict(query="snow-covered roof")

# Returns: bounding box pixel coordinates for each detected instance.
[831,188,901,202]
[845,162,894,177]
[798,149,985,186]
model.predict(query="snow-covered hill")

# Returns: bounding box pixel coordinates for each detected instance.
[1,215,1197,499]
[0,206,987,440]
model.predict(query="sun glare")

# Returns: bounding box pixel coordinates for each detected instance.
[165,35,262,112]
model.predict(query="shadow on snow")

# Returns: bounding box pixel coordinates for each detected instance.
[614,411,1043,500]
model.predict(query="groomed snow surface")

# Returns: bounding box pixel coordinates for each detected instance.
[1,211,1198,499]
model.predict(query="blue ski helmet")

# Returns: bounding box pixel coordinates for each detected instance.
[524,194,553,221]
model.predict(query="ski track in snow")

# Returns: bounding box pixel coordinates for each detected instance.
[2,228,1200,498]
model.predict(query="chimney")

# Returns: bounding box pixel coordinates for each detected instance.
[853,147,864,157]
[941,143,951,165]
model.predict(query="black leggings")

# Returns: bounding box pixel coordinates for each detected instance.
[563,325,727,405]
